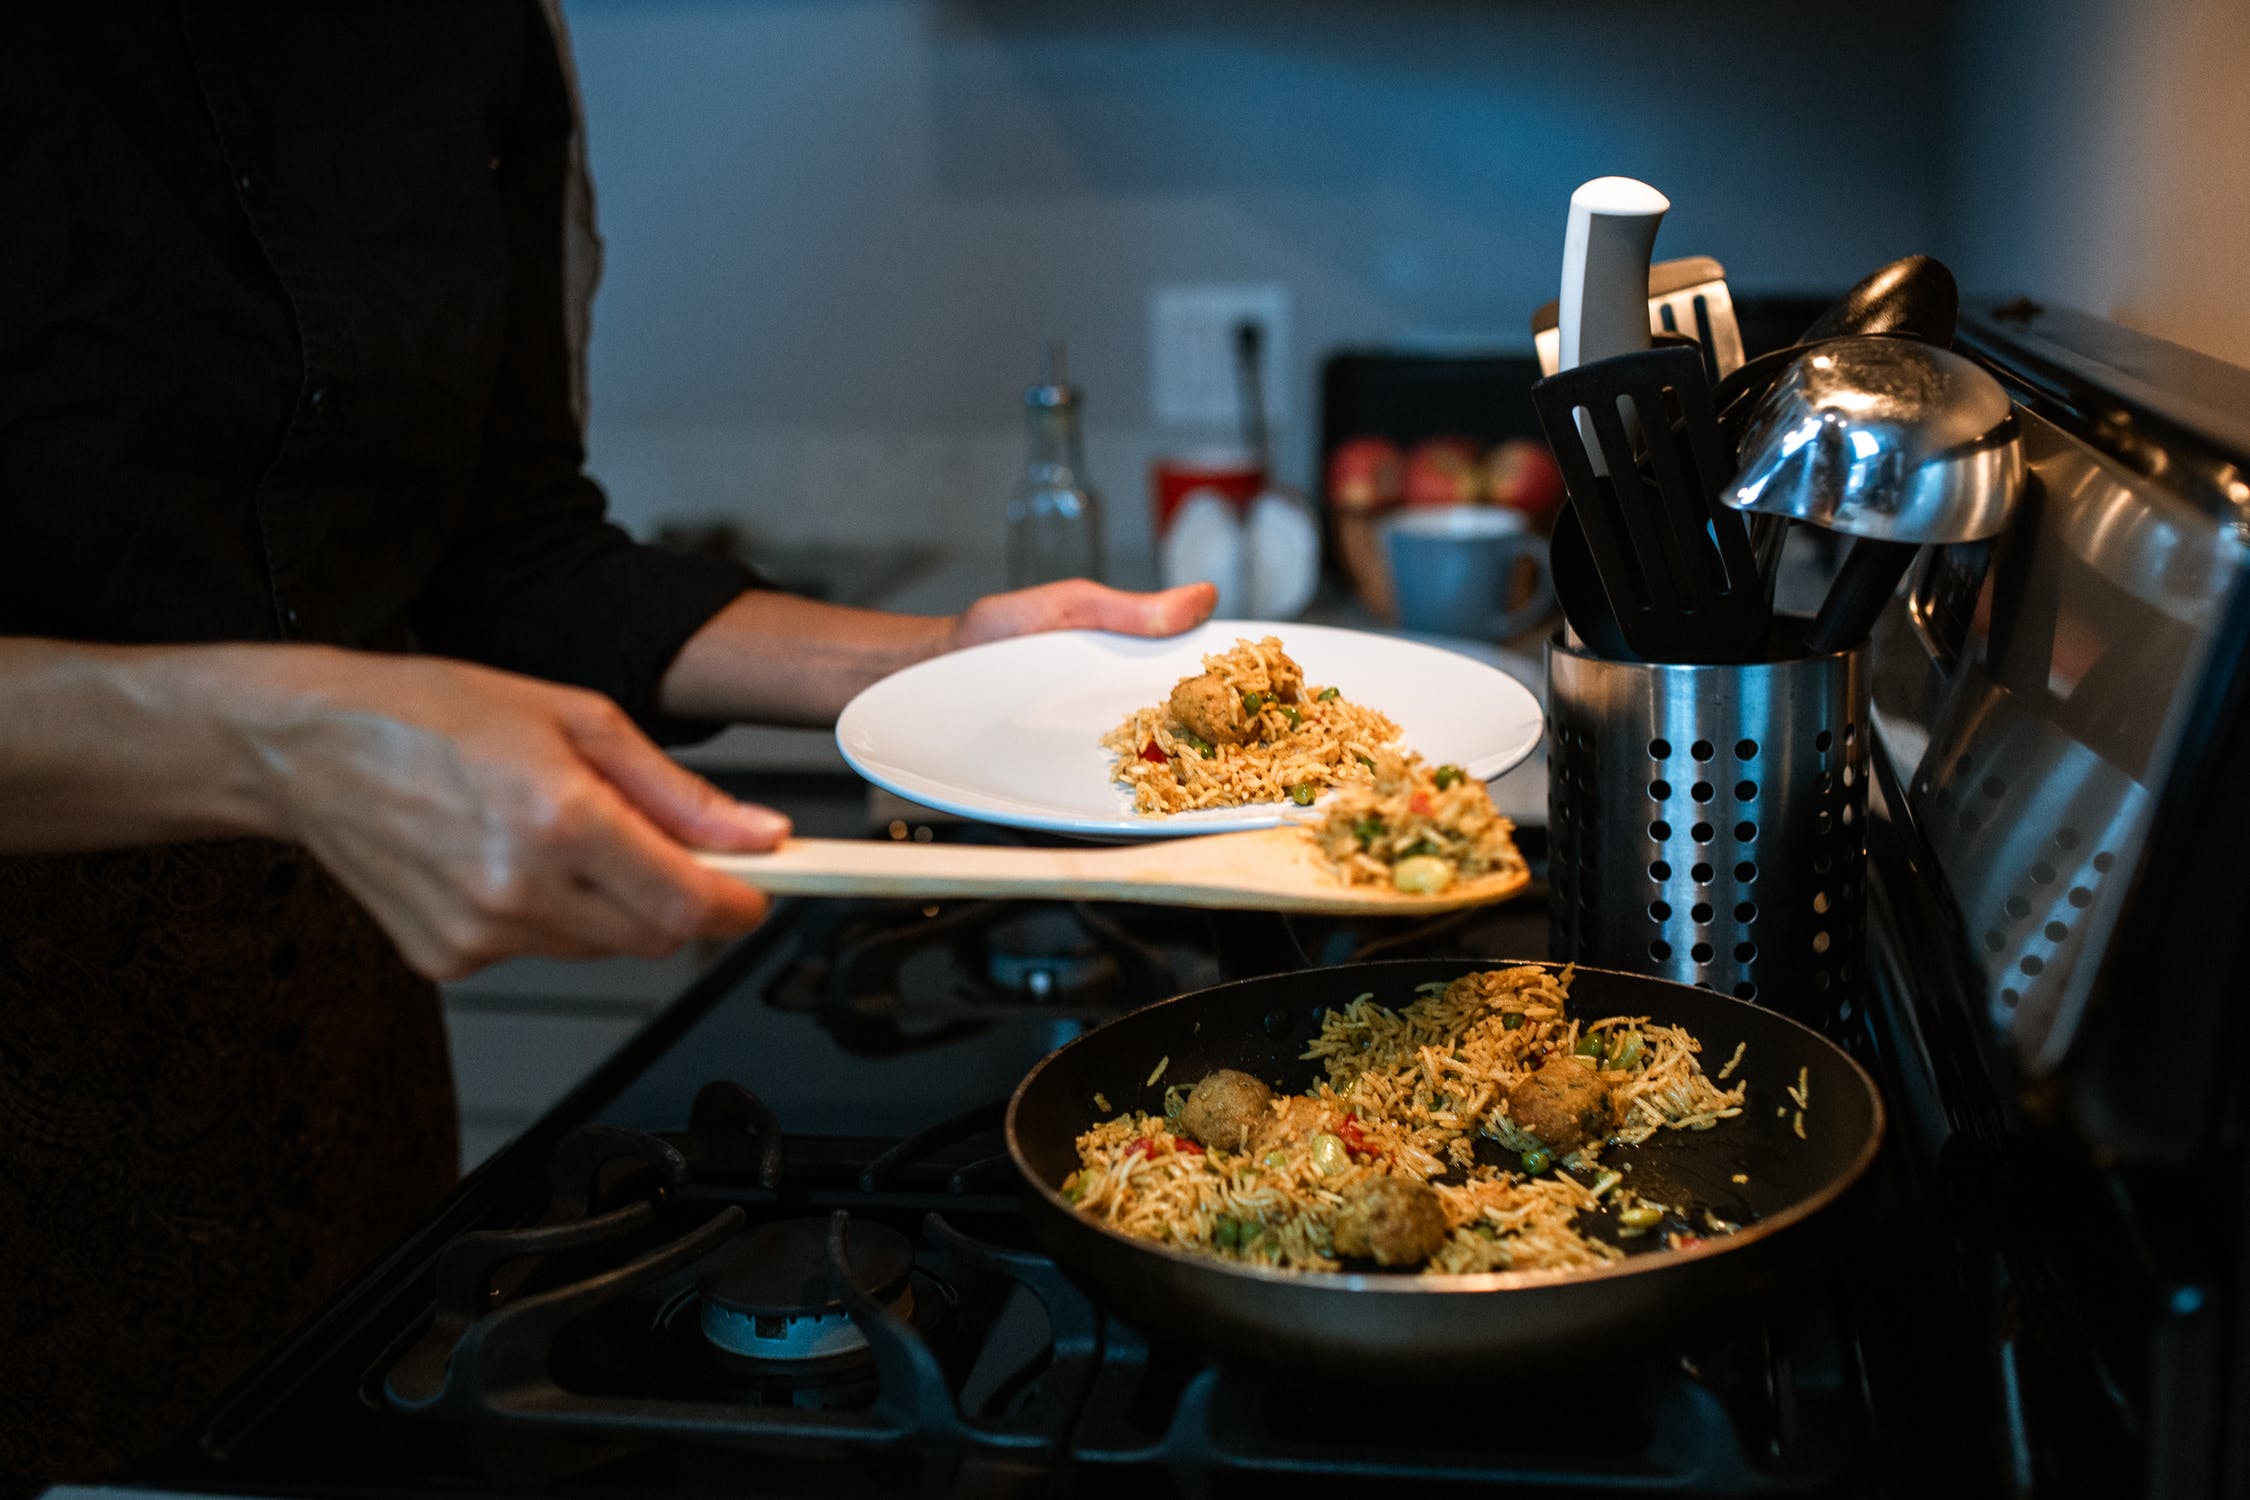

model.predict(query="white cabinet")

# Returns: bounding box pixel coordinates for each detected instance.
[441,946,720,1171]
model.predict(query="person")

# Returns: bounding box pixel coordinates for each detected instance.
[0,3,1213,1491]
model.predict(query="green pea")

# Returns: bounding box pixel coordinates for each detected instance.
[1400,839,1439,859]
[1433,765,1464,790]
[1521,1147,1554,1176]
[1242,691,1264,716]
[1353,816,1385,847]
[1283,706,1302,729]
[1308,1132,1350,1176]
[1213,1215,1242,1249]
[1290,782,1318,806]
[1238,1220,1263,1245]
[1501,1011,1526,1031]
[1180,732,1216,759]
[1261,1149,1288,1168]
[1575,1033,1608,1061]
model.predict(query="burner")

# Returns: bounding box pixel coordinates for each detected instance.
[695,1218,914,1364]
[980,907,1119,1003]
[548,1218,961,1414]
[763,890,1212,1052]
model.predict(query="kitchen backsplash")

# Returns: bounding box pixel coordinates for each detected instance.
[565,0,2247,578]
[564,0,1955,576]
[592,417,1229,586]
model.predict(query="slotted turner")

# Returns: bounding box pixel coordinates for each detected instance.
[1532,345,1769,664]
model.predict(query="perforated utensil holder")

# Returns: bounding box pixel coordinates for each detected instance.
[1546,631,1871,1031]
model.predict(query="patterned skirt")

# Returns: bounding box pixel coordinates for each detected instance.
[0,840,458,1496]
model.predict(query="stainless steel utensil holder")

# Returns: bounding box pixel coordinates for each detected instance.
[1546,630,1871,1030]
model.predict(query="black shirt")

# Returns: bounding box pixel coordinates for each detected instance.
[0,8,760,1489]
[0,0,754,735]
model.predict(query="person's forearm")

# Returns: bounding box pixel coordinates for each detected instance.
[655,591,956,727]
[656,579,1221,727]
[0,637,293,853]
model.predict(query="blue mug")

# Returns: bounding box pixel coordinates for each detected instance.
[1381,507,1554,641]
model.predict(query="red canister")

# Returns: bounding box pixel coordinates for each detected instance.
[1150,446,1264,535]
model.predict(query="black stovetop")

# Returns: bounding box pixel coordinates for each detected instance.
[118,844,1972,1498]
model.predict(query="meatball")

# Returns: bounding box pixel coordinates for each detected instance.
[1167,672,1255,746]
[1505,1054,1616,1156]
[1178,1069,1274,1152]
[1331,1176,1448,1267]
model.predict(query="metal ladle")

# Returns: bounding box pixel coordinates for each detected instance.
[1726,336,2026,654]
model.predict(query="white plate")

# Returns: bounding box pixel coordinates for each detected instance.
[835,620,1545,838]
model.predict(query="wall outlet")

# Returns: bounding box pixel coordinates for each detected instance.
[1149,283,1291,429]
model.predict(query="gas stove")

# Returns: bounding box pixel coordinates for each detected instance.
[58,303,2250,1499]
[80,813,2016,1498]
[126,874,1949,1499]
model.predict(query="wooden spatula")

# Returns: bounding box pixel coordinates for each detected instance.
[697,828,1528,916]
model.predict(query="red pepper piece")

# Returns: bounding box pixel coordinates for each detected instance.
[1126,1136,1153,1160]
[1335,1111,1375,1156]
[1140,739,1168,764]
[1172,1137,1205,1155]
[1408,791,1434,816]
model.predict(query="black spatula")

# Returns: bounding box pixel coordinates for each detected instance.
[1532,345,1768,664]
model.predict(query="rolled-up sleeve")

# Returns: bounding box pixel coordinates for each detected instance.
[414,11,753,745]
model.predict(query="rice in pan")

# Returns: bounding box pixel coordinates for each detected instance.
[1104,636,1400,815]
[1060,966,1748,1275]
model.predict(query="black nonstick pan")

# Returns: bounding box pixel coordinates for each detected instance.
[1007,958,1882,1382]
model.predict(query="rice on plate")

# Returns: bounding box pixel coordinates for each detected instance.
[1103,636,1400,815]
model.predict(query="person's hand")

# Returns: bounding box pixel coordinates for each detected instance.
[243,650,786,980]
[953,579,1217,651]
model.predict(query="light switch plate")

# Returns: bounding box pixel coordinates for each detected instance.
[1150,283,1291,428]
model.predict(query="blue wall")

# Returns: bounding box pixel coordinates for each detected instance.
[562,0,1951,559]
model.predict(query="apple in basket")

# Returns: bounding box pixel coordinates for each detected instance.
[1484,437,1566,523]
[1325,435,1403,623]
[1401,437,1484,508]
[1325,435,1403,513]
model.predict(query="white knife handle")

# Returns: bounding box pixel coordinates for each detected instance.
[1557,176,1670,474]
[1558,176,1670,370]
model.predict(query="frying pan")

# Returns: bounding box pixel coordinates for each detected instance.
[1007,958,1881,1382]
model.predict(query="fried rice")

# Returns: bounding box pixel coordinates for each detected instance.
[1060,966,1748,1276]
[1103,636,1400,815]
